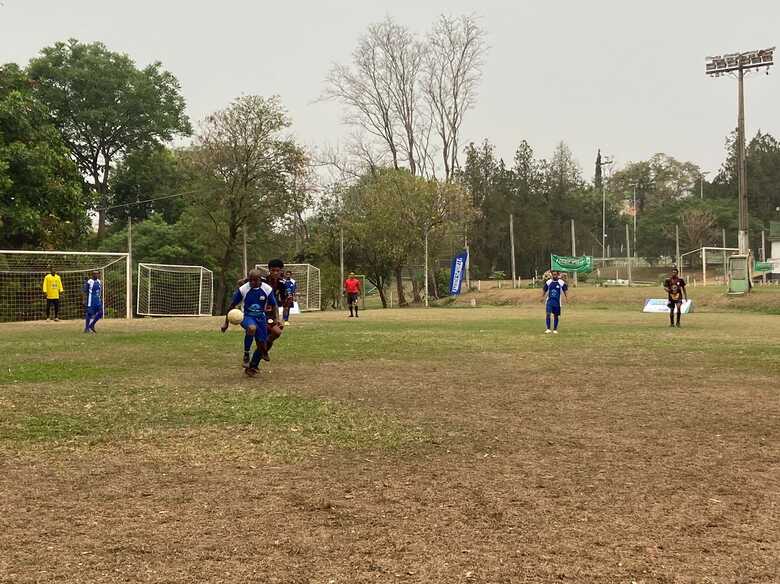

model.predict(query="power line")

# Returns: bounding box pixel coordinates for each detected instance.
[97,189,207,212]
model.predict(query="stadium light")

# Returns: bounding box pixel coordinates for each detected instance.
[706,47,774,254]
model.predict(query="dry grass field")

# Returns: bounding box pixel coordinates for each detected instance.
[1,293,779,583]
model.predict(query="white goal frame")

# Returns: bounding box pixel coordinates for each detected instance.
[254,262,321,312]
[0,249,131,322]
[136,263,214,317]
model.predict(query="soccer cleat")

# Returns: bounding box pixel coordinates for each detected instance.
[89,327,97,334]
[54,318,59,322]
[552,330,558,334]
[244,367,258,377]
[545,329,551,334]
[242,352,250,368]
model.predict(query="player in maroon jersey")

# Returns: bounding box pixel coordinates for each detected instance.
[262,259,288,352]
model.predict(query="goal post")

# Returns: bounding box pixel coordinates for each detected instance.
[136,263,214,316]
[0,250,130,322]
[254,262,321,311]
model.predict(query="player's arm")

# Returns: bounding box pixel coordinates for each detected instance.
[221,289,243,333]
[562,283,569,301]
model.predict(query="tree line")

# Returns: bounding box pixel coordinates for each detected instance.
[2,17,779,312]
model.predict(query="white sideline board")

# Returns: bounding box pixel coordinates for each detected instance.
[643,298,694,314]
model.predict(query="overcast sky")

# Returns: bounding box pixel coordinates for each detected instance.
[2,0,778,179]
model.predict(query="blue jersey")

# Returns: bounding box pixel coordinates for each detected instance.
[543,279,567,306]
[83,278,103,308]
[232,282,276,319]
[283,278,297,296]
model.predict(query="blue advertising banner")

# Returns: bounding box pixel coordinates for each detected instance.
[449,250,469,295]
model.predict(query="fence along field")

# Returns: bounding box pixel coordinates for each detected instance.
[1,298,778,582]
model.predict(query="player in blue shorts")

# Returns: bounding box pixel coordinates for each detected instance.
[221,269,277,377]
[541,271,568,334]
[282,270,296,325]
[82,270,103,333]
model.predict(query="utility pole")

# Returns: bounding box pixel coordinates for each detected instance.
[596,153,613,262]
[631,183,638,263]
[339,227,345,309]
[675,224,680,269]
[625,223,632,286]
[699,171,710,200]
[570,219,578,287]
[127,213,133,319]
[424,227,430,307]
[509,214,517,288]
[706,47,775,254]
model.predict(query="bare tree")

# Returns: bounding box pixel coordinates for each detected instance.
[423,14,487,180]
[325,18,405,171]
[680,208,717,252]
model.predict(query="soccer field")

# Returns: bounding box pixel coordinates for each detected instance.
[1,305,778,583]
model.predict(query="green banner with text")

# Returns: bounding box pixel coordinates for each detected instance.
[754,261,773,273]
[550,255,594,273]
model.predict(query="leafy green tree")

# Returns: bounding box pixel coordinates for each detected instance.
[100,214,212,266]
[0,64,89,248]
[712,130,780,223]
[27,40,191,237]
[186,95,306,312]
[110,145,190,224]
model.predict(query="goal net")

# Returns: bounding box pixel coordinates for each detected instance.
[679,247,739,286]
[137,263,214,316]
[0,250,130,322]
[254,262,321,312]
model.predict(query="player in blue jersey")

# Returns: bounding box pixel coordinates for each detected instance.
[282,270,297,325]
[541,271,568,334]
[82,270,103,333]
[221,269,278,377]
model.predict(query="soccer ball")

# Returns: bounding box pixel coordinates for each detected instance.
[227,308,244,325]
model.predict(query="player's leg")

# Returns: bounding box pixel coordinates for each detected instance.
[676,303,682,327]
[53,299,60,321]
[241,317,258,368]
[553,306,560,332]
[668,302,675,326]
[348,295,354,317]
[84,306,92,332]
[545,308,552,333]
[45,299,52,320]
[354,295,359,318]
[88,307,102,332]
[248,321,270,373]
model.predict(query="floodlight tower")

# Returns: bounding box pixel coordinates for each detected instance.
[706,47,775,254]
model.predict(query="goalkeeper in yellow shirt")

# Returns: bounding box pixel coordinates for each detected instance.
[42,268,64,321]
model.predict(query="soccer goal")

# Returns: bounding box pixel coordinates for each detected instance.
[0,250,130,322]
[137,264,214,316]
[254,262,321,311]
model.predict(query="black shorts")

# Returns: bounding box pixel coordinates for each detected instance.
[347,293,359,305]
[668,300,682,310]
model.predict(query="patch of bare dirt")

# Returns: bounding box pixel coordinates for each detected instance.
[2,340,778,583]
